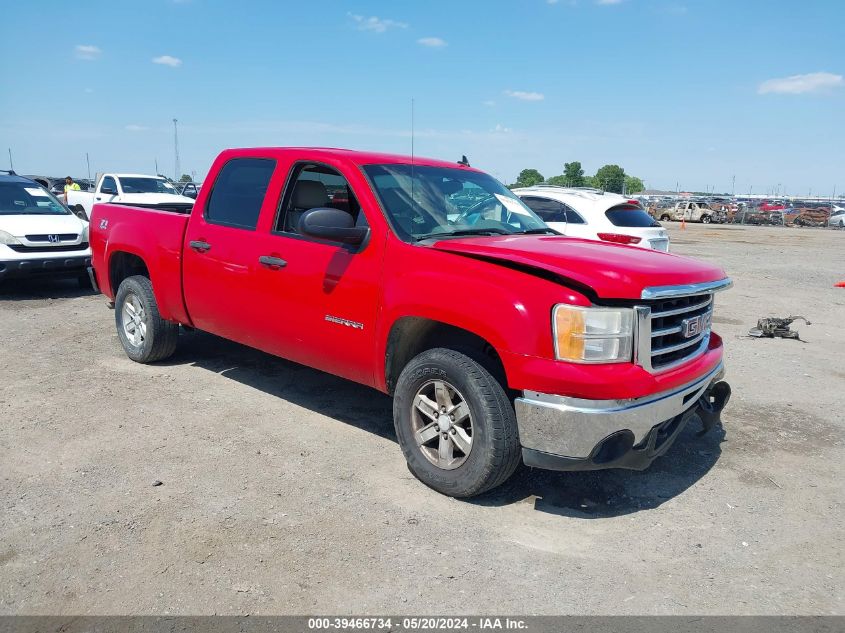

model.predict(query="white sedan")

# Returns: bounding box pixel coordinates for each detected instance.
[512,185,671,251]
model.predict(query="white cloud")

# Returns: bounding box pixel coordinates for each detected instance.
[152,55,182,67]
[75,45,101,60]
[758,72,843,95]
[348,13,408,33]
[491,124,512,133]
[125,124,149,132]
[596,0,624,4]
[418,37,447,48]
[504,90,545,102]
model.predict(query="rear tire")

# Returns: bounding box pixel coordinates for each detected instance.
[393,348,521,498]
[114,275,178,363]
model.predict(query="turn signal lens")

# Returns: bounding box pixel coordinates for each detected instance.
[553,305,634,363]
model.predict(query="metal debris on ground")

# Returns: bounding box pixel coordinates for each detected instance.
[748,316,811,340]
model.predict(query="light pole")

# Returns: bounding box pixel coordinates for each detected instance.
[173,118,180,182]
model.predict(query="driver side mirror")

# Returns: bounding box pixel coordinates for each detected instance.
[299,207,369,245]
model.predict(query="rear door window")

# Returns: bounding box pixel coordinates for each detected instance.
[205,158,276,230]
[605,204,660,227]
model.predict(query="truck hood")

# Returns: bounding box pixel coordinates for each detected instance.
[117,193,195,205]
[0,213,86,238]
[429,235,727,299]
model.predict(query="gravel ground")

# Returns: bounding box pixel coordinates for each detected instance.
[1,223,843,615]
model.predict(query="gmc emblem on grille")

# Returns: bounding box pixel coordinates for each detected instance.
[681,312,712,338]
[47,234,60,243]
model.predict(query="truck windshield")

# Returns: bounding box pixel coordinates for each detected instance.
[118,177,179,194]
[0,182,70,216]
[363,164,549,241]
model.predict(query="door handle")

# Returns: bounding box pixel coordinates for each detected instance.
[96,197,102,201]
[189,240,211,252]
[259,255,287,268]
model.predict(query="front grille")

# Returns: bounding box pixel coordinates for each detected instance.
[25,233,79,242]
[639,294,713,371]
[8,242,89,253]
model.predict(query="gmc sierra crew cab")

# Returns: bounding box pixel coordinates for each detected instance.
[89,147,732,498]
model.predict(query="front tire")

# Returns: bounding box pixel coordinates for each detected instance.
[114,275,178,363]
[660,214,671,222]
[701,214,711,224]
[393,348,521,498]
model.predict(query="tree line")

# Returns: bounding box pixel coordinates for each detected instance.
[509,161,645,195]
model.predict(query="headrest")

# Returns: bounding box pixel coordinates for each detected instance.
[292,180,329,209]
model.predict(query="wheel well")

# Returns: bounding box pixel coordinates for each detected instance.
[385,317,507,395]
[109,252,149,294]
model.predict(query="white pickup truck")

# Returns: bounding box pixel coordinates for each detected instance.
[66,174,195,220]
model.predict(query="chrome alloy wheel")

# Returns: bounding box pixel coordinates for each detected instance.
[121,293,147,347]
[411,379,473,470]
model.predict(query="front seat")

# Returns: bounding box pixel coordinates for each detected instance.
[286,180,329,233]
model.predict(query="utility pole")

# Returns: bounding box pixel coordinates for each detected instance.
[155,159,159,175]
[7,148,13,171]
[732,175,735,196]
[86,153,91,182]
[173,118,180,182]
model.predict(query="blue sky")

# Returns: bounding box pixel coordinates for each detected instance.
[1,0,842,195]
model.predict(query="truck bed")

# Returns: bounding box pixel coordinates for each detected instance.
[89,202,192,325]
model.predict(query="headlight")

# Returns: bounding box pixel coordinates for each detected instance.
[0,230,21,245]
[553,304,634,363]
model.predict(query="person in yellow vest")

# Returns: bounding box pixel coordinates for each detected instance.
[63,176,80,204]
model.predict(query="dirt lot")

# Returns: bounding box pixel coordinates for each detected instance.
[1,223,843,615]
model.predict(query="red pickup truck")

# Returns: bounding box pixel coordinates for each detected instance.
[89,147,732,498]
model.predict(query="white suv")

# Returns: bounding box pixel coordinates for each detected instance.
[513,185,670,251]
[0,172,92,286]
[829,205,845,228]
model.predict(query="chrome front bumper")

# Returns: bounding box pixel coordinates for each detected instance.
[515,363,726,466]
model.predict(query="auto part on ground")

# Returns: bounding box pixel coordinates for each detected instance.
[749,315,811,339]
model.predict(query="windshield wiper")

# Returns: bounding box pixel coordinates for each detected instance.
[415,228,513,241]
[513,228,558,235]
